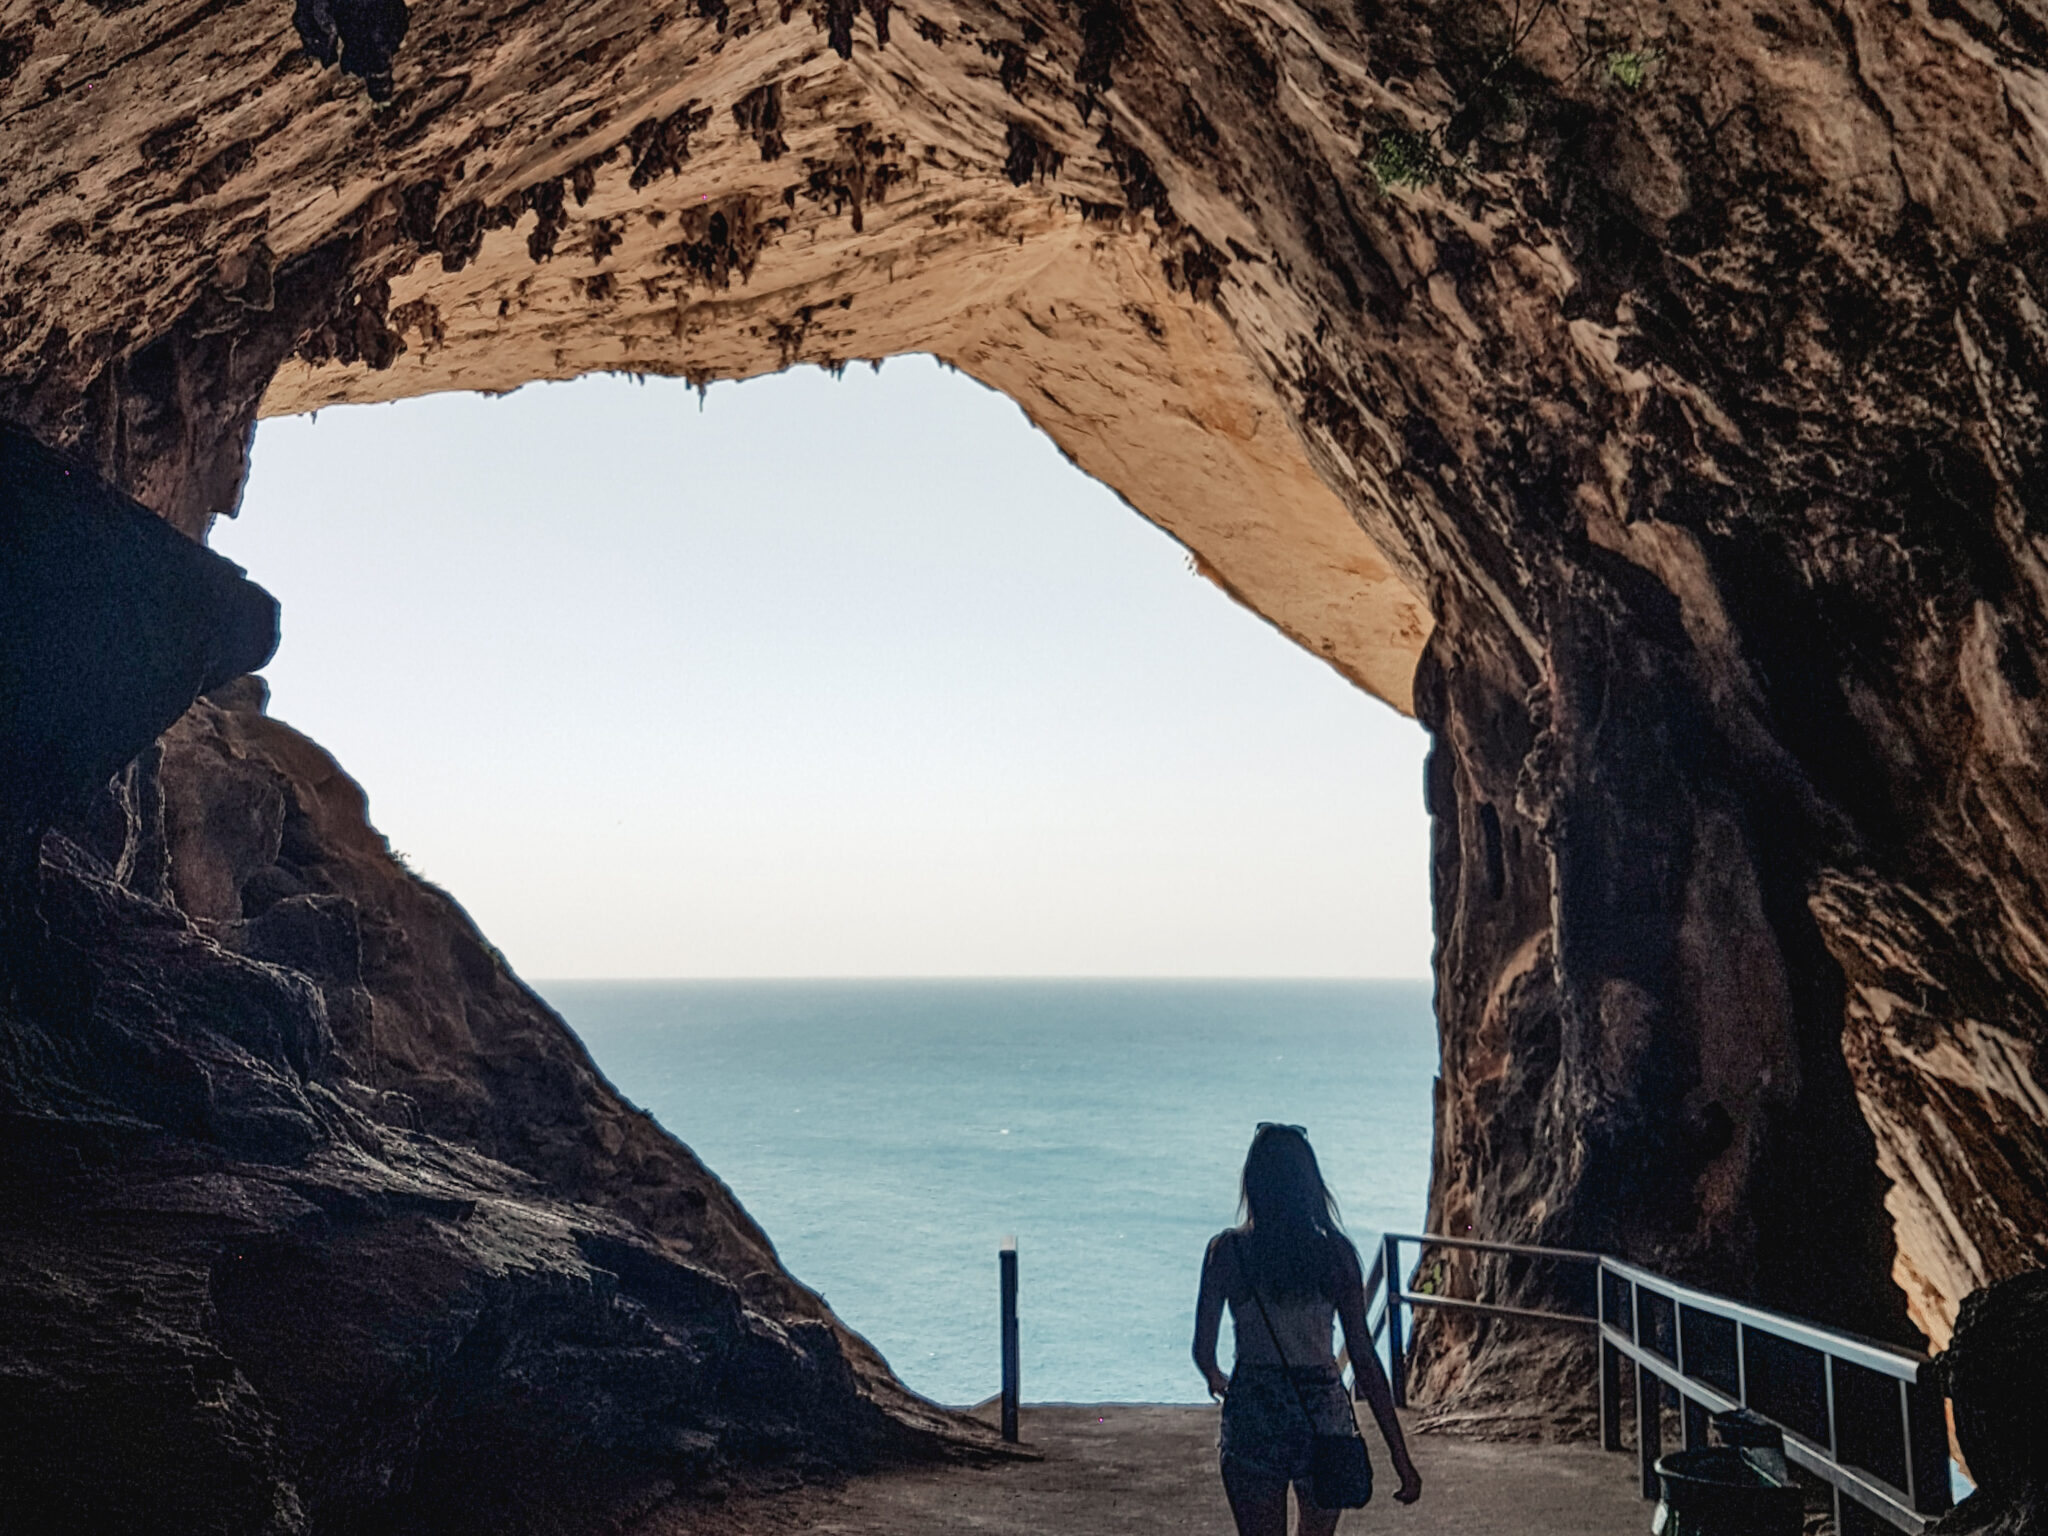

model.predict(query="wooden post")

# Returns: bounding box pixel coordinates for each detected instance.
[1000,1237,1019,1443]
[1383,1233,1406,1409]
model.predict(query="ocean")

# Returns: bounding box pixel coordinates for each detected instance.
[541,979,1437,1407]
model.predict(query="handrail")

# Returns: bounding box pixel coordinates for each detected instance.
[1404,1292,1596,1328]
[1383,1229,1604,1263]
[1619,1334,1937,1532]
[1372,1231,1603,1406]
[1599,1258,1950,1533]
[1599,1255,1928,1380]
[1364,1232,1955,1534]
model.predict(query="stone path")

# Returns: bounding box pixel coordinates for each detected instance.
[657,1405,1653,1535]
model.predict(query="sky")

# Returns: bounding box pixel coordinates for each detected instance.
[211,357,1434,979]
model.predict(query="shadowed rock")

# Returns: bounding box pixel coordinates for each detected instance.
[1932,1270,2048,1534]
[0,428,277,870]
[0,449,991,1534]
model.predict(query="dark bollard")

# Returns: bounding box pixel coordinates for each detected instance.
[1651,1409,1803,1536]
[1000,1237,1019,1443]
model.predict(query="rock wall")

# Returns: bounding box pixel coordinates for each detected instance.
[1931,1268,2048,1533]
[1,436,981,1533]
[4,0,2048,1489]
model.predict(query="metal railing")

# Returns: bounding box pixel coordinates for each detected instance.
[1599,1257,1951,1533]
[1371,1232,1598,1408]
[1366,1233,1954,1534]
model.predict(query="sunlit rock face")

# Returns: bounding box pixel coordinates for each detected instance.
[0,0,1429,707]
[2,0,2047,1491]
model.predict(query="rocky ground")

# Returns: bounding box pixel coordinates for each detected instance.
[639,1403,1653,1535]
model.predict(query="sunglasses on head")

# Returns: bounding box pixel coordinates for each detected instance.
[1257,1122,1307,1135]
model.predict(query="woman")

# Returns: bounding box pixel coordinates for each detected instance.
[1192,1123,1423,1535]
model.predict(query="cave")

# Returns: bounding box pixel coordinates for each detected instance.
[4,0,2047,1525]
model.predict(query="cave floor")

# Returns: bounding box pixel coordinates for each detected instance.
[649,1405,1652,1535]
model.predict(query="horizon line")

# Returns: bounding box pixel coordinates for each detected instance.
[524,973,1435,984]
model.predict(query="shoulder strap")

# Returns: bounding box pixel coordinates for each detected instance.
[1232,1231,1319,1431]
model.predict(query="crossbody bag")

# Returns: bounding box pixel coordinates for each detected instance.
[1233,1232,1374,1510]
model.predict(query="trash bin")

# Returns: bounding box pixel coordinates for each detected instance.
[1651,1410,1804,1536]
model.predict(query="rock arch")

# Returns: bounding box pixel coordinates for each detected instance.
[5,0,2048,1521]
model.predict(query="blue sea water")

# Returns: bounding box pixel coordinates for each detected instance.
[540,979,1437,1407]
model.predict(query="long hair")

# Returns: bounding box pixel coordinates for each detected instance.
[1236,1124,1355,1302]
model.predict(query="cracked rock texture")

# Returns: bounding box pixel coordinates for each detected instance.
[3,0,2048,1503]
[1,432,977,1533]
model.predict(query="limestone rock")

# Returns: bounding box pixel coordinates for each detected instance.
[0,438,984,1535]
[4,0,2048,1477]
[0,687,984,1534]
[0,426,277,864]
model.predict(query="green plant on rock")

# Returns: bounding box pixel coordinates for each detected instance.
[1361,0,1671,197]
[1365,126,1449,194]
[1602,46,1662,90]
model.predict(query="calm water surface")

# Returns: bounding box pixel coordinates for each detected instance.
[540,979,1436,1406]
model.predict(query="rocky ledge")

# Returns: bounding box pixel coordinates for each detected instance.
[1,434,988,1534]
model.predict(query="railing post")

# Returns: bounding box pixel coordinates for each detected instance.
[1636,1360,1661,1500]
[1824,1353,1842,1534]
[1601,1338,1625,1451]
[1735,1318,1748,1405]
[1599,1262,1624,1453]
[1383,1233,1406,1409]
[1633,1280,1659,1499]
[1681,1394,1708,1450]
[1898,1376,1919,1516]
[1676,1300,1707,1451]
[999,1237,1019,1443]
[1905,1364,1953,1518]
[1824,1352,1840,1458]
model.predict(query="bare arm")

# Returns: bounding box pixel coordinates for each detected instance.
[1337,1245,1422,1504]
[1191,1235,1232,1400]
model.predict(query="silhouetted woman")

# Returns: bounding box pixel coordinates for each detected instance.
[1193,1123,1422,1535]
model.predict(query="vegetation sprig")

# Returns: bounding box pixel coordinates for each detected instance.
[1361,0,1666,196]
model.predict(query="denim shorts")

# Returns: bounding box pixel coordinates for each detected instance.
[1218,1365,1363,1486]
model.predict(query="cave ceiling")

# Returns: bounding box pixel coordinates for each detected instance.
[3,0,1434,707]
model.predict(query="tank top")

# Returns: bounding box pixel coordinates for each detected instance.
[1221,1229,1339,1369]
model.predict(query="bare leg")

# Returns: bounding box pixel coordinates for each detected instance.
[1296,1494,1341,1536]
[1221,1459,1290,1536]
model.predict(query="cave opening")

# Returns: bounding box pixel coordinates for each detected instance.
[11,0,2048,1518]
[207,356,1439,1405]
